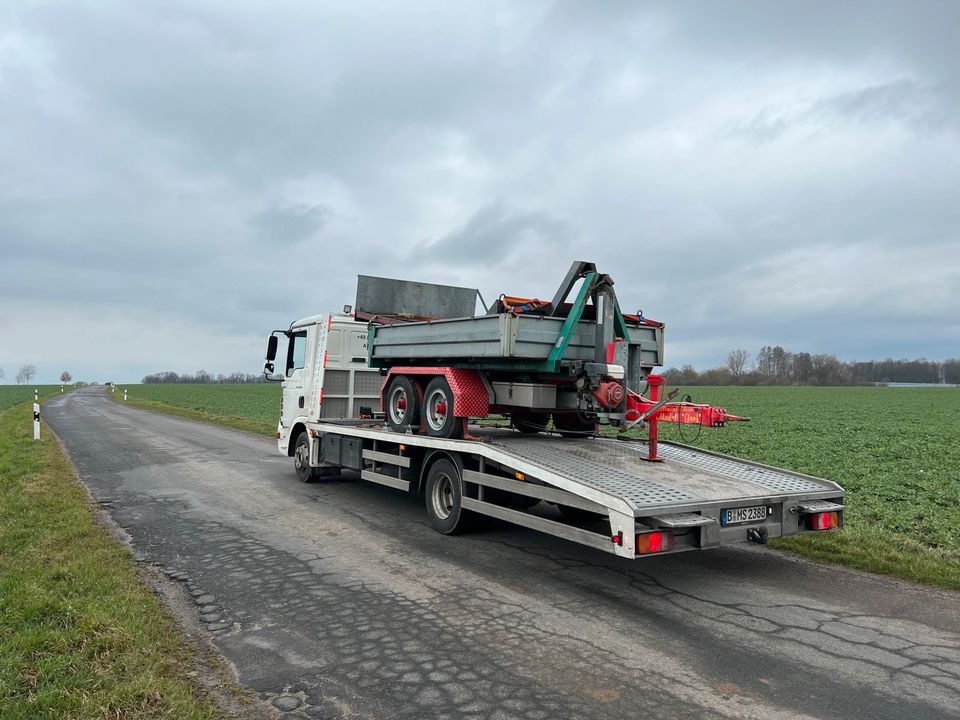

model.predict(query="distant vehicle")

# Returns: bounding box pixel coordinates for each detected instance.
[262,261,845,560]
[104,382,113,386]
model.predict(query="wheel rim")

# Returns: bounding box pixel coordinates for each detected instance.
[425,387,449,432]
[430,472,455,520]
[295,441,309,470]
[388,385,407,424]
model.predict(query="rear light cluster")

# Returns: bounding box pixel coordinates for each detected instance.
[636,531,673,554]
[808,511,839,531]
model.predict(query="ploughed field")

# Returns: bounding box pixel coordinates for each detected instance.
[116,383,960,588]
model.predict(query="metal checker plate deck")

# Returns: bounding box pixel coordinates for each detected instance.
[653,443,828,495]
[490,435,698,507]
[488,432,832,510]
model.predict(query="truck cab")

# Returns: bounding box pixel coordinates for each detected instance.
[267,313,381,460]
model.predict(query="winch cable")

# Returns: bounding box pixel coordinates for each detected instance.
[676,393,702,444]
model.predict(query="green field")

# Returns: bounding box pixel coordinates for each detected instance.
[116,383,960,589]
[653,386,960,588]
[0,386,64,413]
[117,383,280,435]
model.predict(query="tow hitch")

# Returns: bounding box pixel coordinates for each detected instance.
[747,527,769,544]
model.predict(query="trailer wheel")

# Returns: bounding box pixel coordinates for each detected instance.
[423,376,463,439]
[552,413,596,437]
[386,375,419,433]
[511,412,550,434]
[424,459,473,534]
[293,431,317,483]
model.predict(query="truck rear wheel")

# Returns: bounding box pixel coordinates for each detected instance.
[386,375,419,433]
[423,376,463,439]
[424,459,474,534]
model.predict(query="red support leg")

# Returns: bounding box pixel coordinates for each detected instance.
[643,375,664,462]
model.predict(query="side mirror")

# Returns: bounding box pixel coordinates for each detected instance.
[265,335,279,361]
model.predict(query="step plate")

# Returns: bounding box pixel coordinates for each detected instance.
[644,512,716,528]
[798,499,845,513]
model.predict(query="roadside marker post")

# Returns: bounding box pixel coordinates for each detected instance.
[124,389,128,401]
[33,402,40,441]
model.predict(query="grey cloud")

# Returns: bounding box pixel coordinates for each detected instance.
[248,203,330,245]
[813,79,960,133]
[417,202,577,266]
[720,79,960,144]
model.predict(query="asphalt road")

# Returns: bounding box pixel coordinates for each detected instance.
[45,388,960,720]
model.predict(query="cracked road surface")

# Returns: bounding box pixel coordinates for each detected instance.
[45,388,960,719]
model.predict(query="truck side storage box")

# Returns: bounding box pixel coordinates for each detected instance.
[322,433,363,470]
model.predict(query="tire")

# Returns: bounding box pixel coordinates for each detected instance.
[424,459,474,534]
[385,375,419,433]
[423,376,462,439]
[511,412,550,434]
[552,413,596,437]
[293,431,317,483]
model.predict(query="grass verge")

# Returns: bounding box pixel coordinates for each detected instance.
[0,396,224,719]
[768,526,960,590]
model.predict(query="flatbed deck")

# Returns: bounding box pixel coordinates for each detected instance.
[315,422,842,519]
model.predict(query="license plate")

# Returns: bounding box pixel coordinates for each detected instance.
[721,505,768,526]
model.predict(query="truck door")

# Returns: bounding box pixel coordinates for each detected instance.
[280,329,309,435]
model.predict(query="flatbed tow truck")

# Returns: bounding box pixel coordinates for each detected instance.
[263,262,844,560]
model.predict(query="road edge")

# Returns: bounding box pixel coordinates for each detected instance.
[44,398,273,720]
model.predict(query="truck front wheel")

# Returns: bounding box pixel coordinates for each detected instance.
[424,459,474,534]
[293,431,316,483]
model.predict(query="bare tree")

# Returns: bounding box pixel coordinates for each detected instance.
[16,364,37,385]
[726,349,750,379]
[60,370,72,383]
[0,367,4,382]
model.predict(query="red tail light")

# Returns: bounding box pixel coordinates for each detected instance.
[808,511,839,531]
[636,531,673,554]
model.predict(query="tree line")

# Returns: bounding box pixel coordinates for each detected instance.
[142,370,269,384]
[0,366,73,384]
[1,364,37,384]
[665,346,960,386]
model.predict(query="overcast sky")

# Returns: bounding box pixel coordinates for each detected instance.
[2,1,959,383]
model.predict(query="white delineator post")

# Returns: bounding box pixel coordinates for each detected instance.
[33,402,40,440]
[124,389,128,401]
